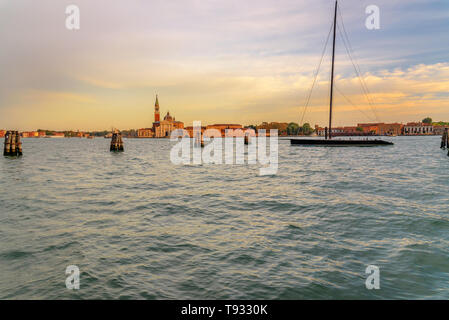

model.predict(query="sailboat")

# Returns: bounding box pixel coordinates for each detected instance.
[290,1,393,147]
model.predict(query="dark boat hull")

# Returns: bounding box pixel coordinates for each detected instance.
[290,138,393,146]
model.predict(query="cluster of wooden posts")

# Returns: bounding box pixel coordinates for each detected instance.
[3,131,23,157]
[441,128,449,156]
[3,130,125,156]
[110,132,124,152]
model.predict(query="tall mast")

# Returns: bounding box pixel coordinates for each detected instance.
[328,0,337,139]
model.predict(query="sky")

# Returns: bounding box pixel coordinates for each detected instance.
[0,0,448,130]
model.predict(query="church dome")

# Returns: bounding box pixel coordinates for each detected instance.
[164,111,173,121]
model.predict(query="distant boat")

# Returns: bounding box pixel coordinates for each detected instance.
[87,135,94,139]
[290,1,393,147]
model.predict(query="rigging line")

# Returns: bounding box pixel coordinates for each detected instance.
[336,4,381,122]
[336,23,380,123]
[335,86,375,122]
[336,20,377,117]
[299,20,334,126]
[336,3,375,104]
[338,21,381,122]
[334,85,377,122]
[334,23,368,101]
[339,31,377,113]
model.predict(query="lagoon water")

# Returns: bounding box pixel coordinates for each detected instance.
[0,136,448,299]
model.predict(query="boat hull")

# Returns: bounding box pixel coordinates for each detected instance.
[290,139,393,146]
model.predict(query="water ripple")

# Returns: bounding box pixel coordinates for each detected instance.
[0,136,448,299]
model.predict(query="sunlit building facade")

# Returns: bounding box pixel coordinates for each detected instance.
[138,95,184,138]
[403,122,433,135]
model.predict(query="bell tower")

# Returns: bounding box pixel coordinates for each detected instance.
[154,95,160,122]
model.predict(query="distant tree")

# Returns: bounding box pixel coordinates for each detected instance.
[36,129,54,136]
[97,130,109,137]
[302,123,313,135]
[287,122,299,135]
[356,126,364,132]
[433,121,449,126]
[422,117,432,124]
[121,129,138,138]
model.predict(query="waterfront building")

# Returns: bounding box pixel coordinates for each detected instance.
[331,127,344,135]
[403,122,433,135]
[432,124,449,135]
[206,124,243,137]
[52,132,65,138]
[357,123,381,135]
[153,111,184,138]
[182,124,244,138]
[184,126,206,138]
[354,123,396,135]
[206,124,242,131]
[138,95,184,138]
[137,128,154,138]
[315,126,325,136]
[342,126,358,134]
[377,123,403,135]
[315,126,356,136]
[357,123,403,136]
[21,131,39,138]
[315,123,403,136]
[256,122,288,136]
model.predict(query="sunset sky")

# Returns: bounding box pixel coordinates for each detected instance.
[0,0,448,131]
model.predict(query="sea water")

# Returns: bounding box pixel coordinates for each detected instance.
[0,136,448,299]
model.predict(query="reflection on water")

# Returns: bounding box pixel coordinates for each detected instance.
[0,136,448,299]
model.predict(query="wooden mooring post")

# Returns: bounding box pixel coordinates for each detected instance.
[244,129,256,145]
[441,128,449,156]
[440,128,449,156]
[110,131,124,152]
[3,131,22,157]
[441,128,447,149]
[194,132,204,148]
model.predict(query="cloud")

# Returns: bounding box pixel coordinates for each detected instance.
[0,0,447,130]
